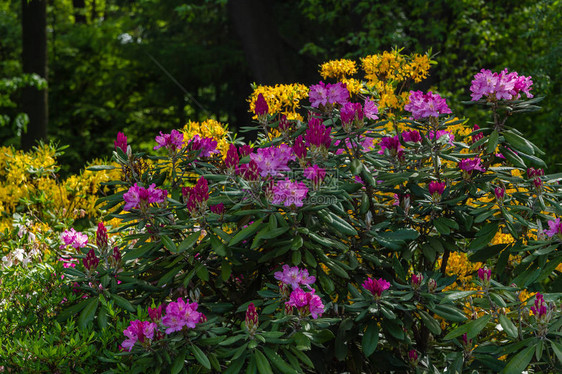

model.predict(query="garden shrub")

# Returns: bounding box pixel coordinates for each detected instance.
[5,50,561,373]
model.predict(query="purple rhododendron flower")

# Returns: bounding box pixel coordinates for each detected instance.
[274,264,316,289]
[286,288,324,319]
[428,130,454,146]
[122,320,157,351]
[154,129,183,151]
[340,102,364,126]
[123,183,167,211]
[250,144,295,177]
[254,93,269,116]
[161,298,202,334]
[458,158,486,173]
[404,91,452,120]
[470,68,533,101]
[271,179,308,207]
[428,181,446,196]
[402,130,422,143]
[364,99,379,120]
[545,218,562,238]
[378,135,403,157]
[188,135,219,157]
[303,165,326,185]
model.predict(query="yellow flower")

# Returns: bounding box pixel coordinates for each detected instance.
[249,84,309,121]
[320,59,357,80]
[182,119,231,158]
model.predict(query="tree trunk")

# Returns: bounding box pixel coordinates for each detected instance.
[226,0,296,85]
[21,0,48,151]
[72,0,86,23]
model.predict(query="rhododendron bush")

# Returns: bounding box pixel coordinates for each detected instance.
[4,50,561,373]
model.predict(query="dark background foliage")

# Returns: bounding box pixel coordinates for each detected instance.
[0,0,560,172]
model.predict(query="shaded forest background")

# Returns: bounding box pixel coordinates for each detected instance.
[1,0,560,173]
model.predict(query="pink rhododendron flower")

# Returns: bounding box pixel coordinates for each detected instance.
[274,264,316,289]
[470,68,533,101]
[402,130,422,143]
[122,320,157,351]
[123,183,167,211]
[404,91,452,120]
[148,304,163,322]
[60,228,89,249]
[304,164,326,187]
[340,102,364,127]
[270,179,308,207]
[428,181,446,197]
[161,298,202,334]
[309,81,349,108]
[363,277,390,299]
[494,187,505,202]
[378,135,403,158]
[286,288,324,319]
[305,117,332,149]
[114,132,127,153]
[154,129,183,151]
[531,293,548,319]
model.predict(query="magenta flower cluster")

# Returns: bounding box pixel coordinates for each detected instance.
[270,179,308,207]
[122,320,157,351]
[123,183,167,211]
[458,158,485,173]
[305,118,332,149]
[428,130,454,146]
[286,288,324,319]
[309,81,349,108]
[60,228,88,249]
[114,132,127,153]
[428,181,446,198]
[378,135,403,157]
[404,91,452,120]
[154,129,183,152]
[470,68,533,101]
[363,277,391,299]
[161,297,202,334]
[182,177,209,213]
[402,130,422,143]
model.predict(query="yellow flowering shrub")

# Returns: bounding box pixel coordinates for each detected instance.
[182,119,231,158]
[248,83,309,121]
[320,58,357,80]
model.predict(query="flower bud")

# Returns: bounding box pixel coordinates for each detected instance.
[245,303,259,337]
[411,273,423,290]
[427,278,437,293]
[96,222,108,251]
[478,267,492,288]
[83,249,99,272]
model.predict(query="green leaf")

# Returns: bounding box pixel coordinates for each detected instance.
[430,304,468,322]
[262,347,298,374]
[196,264,209,282]
[362,320,379,357]
[501,346,534,374]
[419,310,441,335]
[171,351,186,374]
[229,219,264,246]
[433,218,450,235]
[255,349,274,374]
[191,345,211,370]
[551,340,562,365]
[499,315,518,338]
[177,231,201,253]
[444,314,491,340]
[78,297,99,330]
[293,332,311,351]
[161,234,176,252]
[487,130,499,154]
[326,212,358,236]
[503,131,535,155]
[469,222,499,251]
[110,294,136,312]
[157,264,183,287]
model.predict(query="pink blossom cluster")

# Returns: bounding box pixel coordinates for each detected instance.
[154,129,183,152]
[161,297,203,334]
[334,134,375,155]
[470,68,533,101]
[471,124,484,144]
[188,135,219,157]
[114,132,127,153]
[304,165,326,188]
[274,264,316,289]
[182,177,209,213]
[405,91,452,120]
[545,218,562,238]
[363,277,391,299]
[494,187,505,202]
[286,288,324,319]
[123,183,167,211]
[250,144,295,177]
[305,118,332,149]
[340,100,379,127]
[122,320,157,351]
[210,203,225,215]
[293,136,307,159]
[237,160,260,181]
[60,228,88,249]
[531,293,548,319]
[428,181,446,198]
[270,179,308,207]
[309,81,349,108]
[527,167,544,191]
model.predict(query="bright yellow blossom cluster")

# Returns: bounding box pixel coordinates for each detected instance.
[0,145,117,230]
[249,84,309,121]
[320,59,358,80]
[182,119,231,157]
